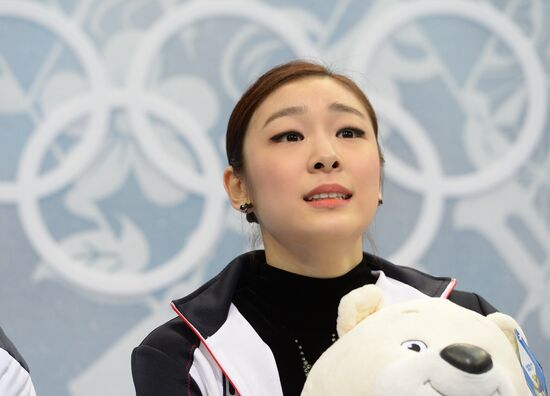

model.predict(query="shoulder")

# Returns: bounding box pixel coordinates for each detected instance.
[447,289,498,316]
[0,327,36,396]
[133,317,199,366]
[365,253,498,315]
[171,250,266,337]
[0,326,29,372]
[134,253,258,361]
[132,318,203,395]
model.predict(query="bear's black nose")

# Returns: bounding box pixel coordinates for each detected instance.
[440,343,493,374]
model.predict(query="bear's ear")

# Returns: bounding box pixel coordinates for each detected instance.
[336,285,385,337]
[487,312,526,360]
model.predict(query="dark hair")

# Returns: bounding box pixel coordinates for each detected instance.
[226,60,384,223]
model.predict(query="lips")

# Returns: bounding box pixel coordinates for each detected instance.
[303,184,352,202]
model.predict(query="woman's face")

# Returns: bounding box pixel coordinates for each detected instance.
[239,76,381,243]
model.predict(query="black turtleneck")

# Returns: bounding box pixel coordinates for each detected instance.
[232,257,377,396]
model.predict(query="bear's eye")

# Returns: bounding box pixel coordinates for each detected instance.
[401,340,428,352]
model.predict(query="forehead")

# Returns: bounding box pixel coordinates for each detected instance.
[250,76,366,124]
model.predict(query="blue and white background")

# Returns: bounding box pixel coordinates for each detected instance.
[0,0,548,394]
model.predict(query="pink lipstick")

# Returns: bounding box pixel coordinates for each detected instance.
[303,184,352,208]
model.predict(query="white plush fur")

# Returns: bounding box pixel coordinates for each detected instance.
[302,285,530,396]
[336,283,385,337]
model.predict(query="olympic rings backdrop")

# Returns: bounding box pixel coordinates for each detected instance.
[0,0,548,394]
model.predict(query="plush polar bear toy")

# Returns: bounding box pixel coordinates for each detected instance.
[302,285,538,396]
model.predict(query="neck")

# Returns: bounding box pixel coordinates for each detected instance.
[261,231,364,278]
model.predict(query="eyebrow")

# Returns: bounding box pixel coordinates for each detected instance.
[328,102,365,118]
[263,102,365,127]
[263,106,306,127]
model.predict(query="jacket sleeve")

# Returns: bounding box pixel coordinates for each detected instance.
[448,290,498,316]
[132,345,203,396]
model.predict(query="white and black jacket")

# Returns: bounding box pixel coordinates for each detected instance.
[132,250,497,396]
[0,327,37,396]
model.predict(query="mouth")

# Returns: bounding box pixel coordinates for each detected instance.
[304,192,352,202]
[303,184,353,202]
[425,381,446,396]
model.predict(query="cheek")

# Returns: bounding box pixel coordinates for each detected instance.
[247,158,293,201]
[355,155,381,193]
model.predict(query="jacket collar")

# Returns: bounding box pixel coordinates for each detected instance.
[172,250,455,339]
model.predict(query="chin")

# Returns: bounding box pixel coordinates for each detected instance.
[261,208,373,244]
[296,220,367,242]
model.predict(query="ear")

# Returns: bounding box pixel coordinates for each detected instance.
[487,312,526,360]
[223,165,249,210]
[336,284,385,337]
[378,167,384,202]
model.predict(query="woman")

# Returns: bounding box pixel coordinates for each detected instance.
[131,60,497,396]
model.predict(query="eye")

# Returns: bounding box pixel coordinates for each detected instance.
[336,127,365,138]
[401,340,428,352]
[270,131,304,142]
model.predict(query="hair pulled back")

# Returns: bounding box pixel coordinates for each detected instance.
[226,60,384,223]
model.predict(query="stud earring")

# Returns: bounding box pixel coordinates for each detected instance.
[378,195,383,206]
[239,202,253,213]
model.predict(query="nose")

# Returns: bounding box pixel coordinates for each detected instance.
[440,343,493,374]
[313,159,340,171]
[308,135,341,173]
